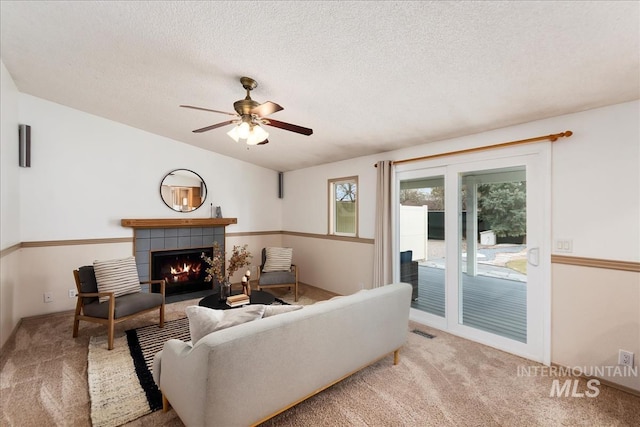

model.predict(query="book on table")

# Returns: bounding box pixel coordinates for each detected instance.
[226,294,250,307]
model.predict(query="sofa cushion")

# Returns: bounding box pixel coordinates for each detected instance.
[262,247,293,272]
[262,304,303,317]
[259,270,296,286]
[93,256,141,303]
[186,305,266,344]
[83,292,164,318]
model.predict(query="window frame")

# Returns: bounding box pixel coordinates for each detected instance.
[328,176,359,237]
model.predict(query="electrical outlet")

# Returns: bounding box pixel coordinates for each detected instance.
[619,350,634,367]
[43,292,53,303]
[68,289,77,298]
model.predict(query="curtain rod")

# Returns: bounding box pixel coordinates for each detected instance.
[375,130,572,167]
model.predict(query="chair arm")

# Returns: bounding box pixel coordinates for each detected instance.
[77,291,116,319]
[140,279,166,296]
[77,291,115,299]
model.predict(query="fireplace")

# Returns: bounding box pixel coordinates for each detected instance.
[151,247,213,296]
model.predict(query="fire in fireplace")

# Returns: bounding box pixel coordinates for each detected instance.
[151,247,214,296]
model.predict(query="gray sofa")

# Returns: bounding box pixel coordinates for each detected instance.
[153,282,412,426]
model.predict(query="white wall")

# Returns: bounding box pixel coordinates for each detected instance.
[0,74,286,346]
[17,94,282,240]
[0,60,22,347]
[1,61,20,248]
[2,52,638,393]
[284,101,639,391]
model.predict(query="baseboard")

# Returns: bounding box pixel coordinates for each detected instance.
[0,318,23,357]
[550,362,640,397]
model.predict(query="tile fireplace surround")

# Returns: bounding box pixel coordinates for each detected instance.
[121,218,237,289]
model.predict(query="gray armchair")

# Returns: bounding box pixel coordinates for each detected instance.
[256,248,299,301]
[72,266,165,350]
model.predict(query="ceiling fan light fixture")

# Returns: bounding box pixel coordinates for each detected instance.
[226,126,241,142]
[237,121,251,139]
[247,124,269,145]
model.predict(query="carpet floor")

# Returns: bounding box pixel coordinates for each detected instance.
[1,286,639,426]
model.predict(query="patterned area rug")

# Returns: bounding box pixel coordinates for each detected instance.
[87,318,189,427]
[86,296,311,427]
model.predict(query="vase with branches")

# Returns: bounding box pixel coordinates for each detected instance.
[201,242,252,297]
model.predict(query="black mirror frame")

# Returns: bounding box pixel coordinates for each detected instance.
[159,168,208,213]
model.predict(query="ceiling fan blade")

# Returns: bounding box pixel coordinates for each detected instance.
[192,120,236,133]
[251,101,283,117]
[180,105,237,116]
[262,118,313,136]
[257,139,269,145]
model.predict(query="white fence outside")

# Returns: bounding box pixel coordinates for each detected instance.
[399,205,428,261]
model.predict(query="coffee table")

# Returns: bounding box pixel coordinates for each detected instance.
[198,290,276,310]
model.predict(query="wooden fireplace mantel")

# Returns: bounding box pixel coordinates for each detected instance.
[121,218,237,229]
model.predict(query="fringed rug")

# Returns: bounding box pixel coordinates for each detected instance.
[86,295,310,427]
[87,318,190,427]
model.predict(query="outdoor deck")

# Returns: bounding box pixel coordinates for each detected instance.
[411,265,527,343]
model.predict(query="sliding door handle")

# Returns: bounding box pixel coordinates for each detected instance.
[527,247,540,267]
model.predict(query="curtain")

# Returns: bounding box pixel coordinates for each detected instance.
[373,160,393,287]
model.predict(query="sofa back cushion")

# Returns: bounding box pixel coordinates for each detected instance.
[186,305,266,344]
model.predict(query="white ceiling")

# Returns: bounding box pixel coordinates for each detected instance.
[1,1,638,172]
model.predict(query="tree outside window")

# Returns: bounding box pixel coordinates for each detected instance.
[328,177,358,236]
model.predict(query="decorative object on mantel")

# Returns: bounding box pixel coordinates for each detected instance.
[215,206,223,218]
[201,242,252,301]
[121,218,237,228]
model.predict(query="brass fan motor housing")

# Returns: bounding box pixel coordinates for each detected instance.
[234,77,260,116]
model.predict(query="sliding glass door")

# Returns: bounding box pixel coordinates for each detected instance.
[395,145,550,363]
[398,169,447,328]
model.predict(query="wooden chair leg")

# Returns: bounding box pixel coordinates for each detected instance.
[72,299,82,338]
[72,318,80,338]
[107,321,115,350]
[159,303,165,328]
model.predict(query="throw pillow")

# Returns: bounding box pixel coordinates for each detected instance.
[93,256,141,303]
[262,304,303,317]
[185,305,266,345]
[263,247,293,272]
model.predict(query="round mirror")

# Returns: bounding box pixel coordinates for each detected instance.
[160,169,207,212]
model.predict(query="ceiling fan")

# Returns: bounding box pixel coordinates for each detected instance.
[180,76,313,146]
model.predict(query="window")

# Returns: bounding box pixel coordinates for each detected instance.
[328,176,358,236]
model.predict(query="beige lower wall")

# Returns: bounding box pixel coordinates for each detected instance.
[552,264,640,392]
[282,233,374,296]
[0,248,20,348]
[5,234,639,396]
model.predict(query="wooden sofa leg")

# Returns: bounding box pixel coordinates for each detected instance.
[162,393,170,412]
[393,349,400,365]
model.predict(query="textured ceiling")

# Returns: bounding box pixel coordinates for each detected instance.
[1,1,638,172]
